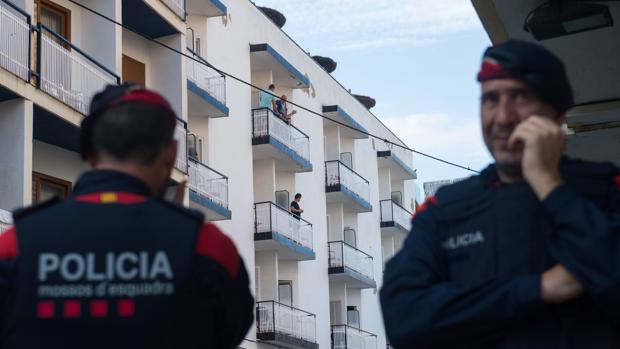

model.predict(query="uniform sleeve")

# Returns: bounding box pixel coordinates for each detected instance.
[380,201,544,349]
[194,224,254,349]
[542,180,620,321]
[0,226,19,345]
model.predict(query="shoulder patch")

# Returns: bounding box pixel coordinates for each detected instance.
[156,199,205,222]
[195,224,240,278]
[413,196,438,219]
[12,197,61,221]
[615,175,620,191]
[0,227,18,259]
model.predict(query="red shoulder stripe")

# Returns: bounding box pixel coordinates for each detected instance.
[0,227,19,259]
[195,224,240,278]
[413,196,438,219]
[615,175,620,190]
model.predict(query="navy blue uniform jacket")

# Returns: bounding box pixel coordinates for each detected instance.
[0,170,254,348]
[381,158,620,349]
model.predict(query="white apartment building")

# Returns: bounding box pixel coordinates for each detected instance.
[0,1,418,348]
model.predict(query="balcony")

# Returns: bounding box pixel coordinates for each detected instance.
[322,106,368,139]
[0,0,30,84]
[252,108,312,172]
[331,325,377,349]
[325,161,372,213]
[250,43,309,89]
[328,241,376,289]
[35,25,120,115]
[188,158,231,221]
[187,49,228,118]
[257,301,318,349]
[187,0,227,17]
[380,199,412,236]
[174,118,188,173]
[254,202,315,261]
[161,0,185,19]
[376,142,416,181]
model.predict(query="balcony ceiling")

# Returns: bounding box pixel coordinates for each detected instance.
[250,44,310,89]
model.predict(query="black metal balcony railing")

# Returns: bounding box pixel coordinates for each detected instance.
[254,202,313,250]
[380,199,412,232]
[325,160,370,204]
[252,108,311,162]
[0,0,30,81]
[188,157,229,208]
[257,301,317,346]
[328,241,374,281]
[331,325,377,349]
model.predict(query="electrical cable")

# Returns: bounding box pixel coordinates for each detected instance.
[66,0,480,174]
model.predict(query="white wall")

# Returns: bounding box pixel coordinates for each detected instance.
[32,140,87,185]
[0,99,32,211]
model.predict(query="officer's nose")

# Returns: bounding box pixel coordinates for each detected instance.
[495,95,517,126]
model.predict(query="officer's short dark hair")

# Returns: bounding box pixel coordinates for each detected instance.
[90,102,176,165]
[268,84,275,90]
[295,193,302,199]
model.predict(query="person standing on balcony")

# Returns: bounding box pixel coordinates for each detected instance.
[381,40,620,349]
[259,83,277,111]
[290,193,303,220]
[0,84,254,349]
[275,94,297,123]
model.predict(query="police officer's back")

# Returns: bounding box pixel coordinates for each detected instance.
[380,41,620,348]
[0,85,254,348]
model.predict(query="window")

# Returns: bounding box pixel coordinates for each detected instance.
[347,306,360,328]
[36,0,71,40]
[278,280,293,306]
[340,152,353,169]
[344,228,356,248]
[391,191,403,206]
[32,172,71,204]
[275,190,289,210]
[188,134,202,162]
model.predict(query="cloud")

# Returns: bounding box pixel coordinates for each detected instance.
[381,112,492,183]
[256,0,481,52]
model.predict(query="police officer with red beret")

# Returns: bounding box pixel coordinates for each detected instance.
[0,84,254,348]
[381,40,620,348]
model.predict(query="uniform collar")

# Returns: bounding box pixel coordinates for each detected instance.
[72,170,152,197]
[481,156,574,189]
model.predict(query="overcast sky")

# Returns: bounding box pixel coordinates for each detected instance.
[256,0,494,190]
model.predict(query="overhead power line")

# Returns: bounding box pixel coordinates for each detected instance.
[67,0,479,174]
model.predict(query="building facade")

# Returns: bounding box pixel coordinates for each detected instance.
[0,1,418,348]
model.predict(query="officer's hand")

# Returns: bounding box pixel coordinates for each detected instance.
[541,264,583,304]
[507,116,564,200]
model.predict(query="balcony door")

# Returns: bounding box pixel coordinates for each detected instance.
[278,280,293,306]
[122,54,146,86]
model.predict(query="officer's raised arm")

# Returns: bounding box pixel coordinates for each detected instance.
[542,169,620,320]
[380,197,544,349]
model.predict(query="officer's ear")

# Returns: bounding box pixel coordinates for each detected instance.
[162,139,178,169]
